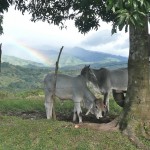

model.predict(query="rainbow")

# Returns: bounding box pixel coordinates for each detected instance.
[9,37,52,66]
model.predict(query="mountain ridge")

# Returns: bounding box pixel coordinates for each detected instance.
[2,47,128,68]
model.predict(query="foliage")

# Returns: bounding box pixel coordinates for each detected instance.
[0,0,13,34]
[106,0,150,33]
[0,62,49,91]
[1,0,148,34]
[0,0,12,13]
[0,60,127,92]
[0,14,3,35]
[2,55,46,67]
[0,0,116,34]
[0,90,13,99]
[0,0,149,35]
[14,0,116,33]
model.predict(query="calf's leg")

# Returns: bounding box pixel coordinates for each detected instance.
[74,102,82,123]
[44,88,53,119]
[104,92,110,114]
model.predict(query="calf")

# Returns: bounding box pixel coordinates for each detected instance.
[44,73,105,123]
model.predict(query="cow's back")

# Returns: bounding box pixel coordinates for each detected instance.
[110,68,128,90]
[95,68,112,93]
[44,74,86,100]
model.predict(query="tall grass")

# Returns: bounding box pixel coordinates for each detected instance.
[0,99,44,113]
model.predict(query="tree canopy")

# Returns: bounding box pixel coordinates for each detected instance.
[1,0,149,34]
[0,0,13,34]
[14,0,116,33]
[0,14,3,35]
[0,0,149,36]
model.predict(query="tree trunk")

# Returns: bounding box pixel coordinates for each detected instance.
[119,17,150,149]
[0,43,2,72]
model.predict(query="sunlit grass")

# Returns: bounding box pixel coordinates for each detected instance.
[0,116,138,150]
[0,99,44,113]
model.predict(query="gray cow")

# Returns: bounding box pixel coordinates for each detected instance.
[44,73,105,123]
[81,65,128,112]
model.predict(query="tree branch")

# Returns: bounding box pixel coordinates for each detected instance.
[52,46,64,120]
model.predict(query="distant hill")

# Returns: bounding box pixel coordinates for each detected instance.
[2,55,45,68]
[64,47,127,63]
[0,62,79,91]
[2,47,128,68]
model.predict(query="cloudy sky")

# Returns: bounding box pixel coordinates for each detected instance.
[1,6,149,61]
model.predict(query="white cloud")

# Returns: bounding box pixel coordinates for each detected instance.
[1,7,86,48]
[0,6,134,59]
[80,28,129,57]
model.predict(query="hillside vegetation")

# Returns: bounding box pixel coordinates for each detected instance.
[0,54,128,93]
[0,62,80,92]
[3,47,128,67]
[0,62,49,91]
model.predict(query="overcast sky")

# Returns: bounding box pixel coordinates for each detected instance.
[1,6,149,61]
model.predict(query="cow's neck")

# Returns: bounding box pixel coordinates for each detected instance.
[83,88,95,109]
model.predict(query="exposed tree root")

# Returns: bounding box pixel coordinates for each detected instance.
[140,121,150,140]
[78,118,119,131]
[122,125,150,150]
[79,119,150,150]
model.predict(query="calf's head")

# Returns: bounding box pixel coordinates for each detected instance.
[86,98,106,119]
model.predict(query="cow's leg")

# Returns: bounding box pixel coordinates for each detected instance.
[44,88,53,119]
[73,107,77,122]
[73,102,82,123]
[104,92,110,114]
[112,90,125,107]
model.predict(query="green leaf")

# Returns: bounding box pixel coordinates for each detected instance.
[138,0,144,6]
[137,11,146,17]
[133,1,138,9]
[129,16,136,26]
[111,24,117,34]
[118,15,126,25]
[125,24,128,32]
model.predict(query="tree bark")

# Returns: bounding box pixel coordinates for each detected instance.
[0,43,2,72]
[119,17,150,149]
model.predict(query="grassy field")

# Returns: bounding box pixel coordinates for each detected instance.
[0,93,145,150]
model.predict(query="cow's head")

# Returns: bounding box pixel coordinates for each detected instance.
[81,65,91,81]
[86,98,106,119]
[81,65,99,88]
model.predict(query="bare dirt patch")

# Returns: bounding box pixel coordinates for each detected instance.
[1,111,119,131]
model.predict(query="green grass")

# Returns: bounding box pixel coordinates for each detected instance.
[0,99,44,113]
[0,97,145,150]
[109,97,123,116]
[0,116,138,150]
